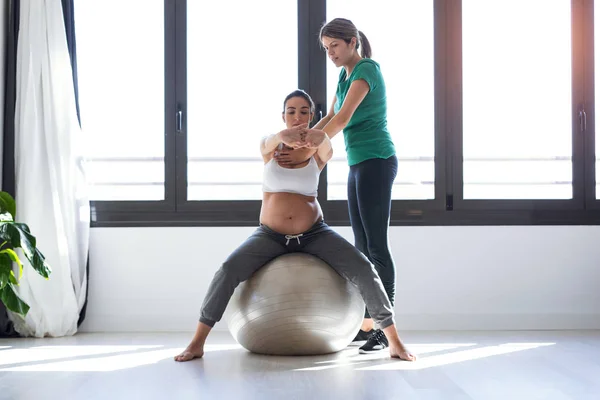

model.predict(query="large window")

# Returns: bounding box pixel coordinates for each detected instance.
[462,0,572,200]
[75,1,165,201]
[77,0,600,227]
[186,1,297,201]
[325,0,435,200]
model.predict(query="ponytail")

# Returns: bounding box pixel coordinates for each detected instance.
[358,31,372,59]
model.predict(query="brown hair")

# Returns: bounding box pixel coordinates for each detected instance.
[319,18,372,59]
[282,89,315,115]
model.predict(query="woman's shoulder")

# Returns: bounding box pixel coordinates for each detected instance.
[355,58,381,73]
[351,59,383,90]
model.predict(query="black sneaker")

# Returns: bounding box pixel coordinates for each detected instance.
[358,329,388,354]
[352,329,373,343]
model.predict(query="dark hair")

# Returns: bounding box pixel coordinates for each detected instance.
[319,18,372,59]
[282,89,315,115]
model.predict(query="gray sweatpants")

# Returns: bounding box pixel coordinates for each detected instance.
[199,221,395,330]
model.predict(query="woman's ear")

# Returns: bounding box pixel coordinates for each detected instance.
[282,112,286,123]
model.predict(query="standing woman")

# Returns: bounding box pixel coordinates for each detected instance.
[293,18,399,353]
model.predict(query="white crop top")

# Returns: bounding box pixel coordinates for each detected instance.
[262,156,320,197]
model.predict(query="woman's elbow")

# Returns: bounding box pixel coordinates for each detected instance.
[321,148,333,163]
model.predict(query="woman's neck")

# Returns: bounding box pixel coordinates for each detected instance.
[344,54,364,77]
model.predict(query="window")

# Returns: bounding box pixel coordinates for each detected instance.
[325,0,435,200]
[75,1,165,201]
[186,1,297,201]
[80,0,600,227]
[462,0,572,200]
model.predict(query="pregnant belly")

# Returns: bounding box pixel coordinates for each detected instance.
[260,192,323,235]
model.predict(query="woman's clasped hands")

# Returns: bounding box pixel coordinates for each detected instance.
[279,123,326,149]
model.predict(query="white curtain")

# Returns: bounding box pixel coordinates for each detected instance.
[9,0,89,337]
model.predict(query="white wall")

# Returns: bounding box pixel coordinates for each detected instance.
[80,226,600,333]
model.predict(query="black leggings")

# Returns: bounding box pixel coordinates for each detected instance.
[347,155,398,318]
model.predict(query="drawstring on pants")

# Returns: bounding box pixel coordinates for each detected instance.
[285,233,303,245]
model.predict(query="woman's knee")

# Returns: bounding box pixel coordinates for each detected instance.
[350,261,382,286]
[367,242,393,263]
[215,259,244,283]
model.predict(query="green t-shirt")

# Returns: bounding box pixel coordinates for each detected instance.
[334,58,396,166]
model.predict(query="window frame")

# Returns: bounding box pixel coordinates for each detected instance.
[584,0,600,210]
[89,0,600,227]
[450,0,586,212]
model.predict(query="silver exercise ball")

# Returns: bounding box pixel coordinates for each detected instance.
[225,253,365,356]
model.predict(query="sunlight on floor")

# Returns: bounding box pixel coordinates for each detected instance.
[0,342,556,373]
[317,343,480,364]
[358,342,556,371]
[0,345,163,367]
[0,343,242,372]
[294,342,555,371]
[294,343,480,371]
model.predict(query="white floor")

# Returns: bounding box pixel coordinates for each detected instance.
[1,330,599,400]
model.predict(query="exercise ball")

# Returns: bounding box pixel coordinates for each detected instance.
[225,253,364,356]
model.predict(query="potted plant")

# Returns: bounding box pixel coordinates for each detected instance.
[0,191,51,316]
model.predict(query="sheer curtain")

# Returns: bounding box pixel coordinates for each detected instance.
[9,0,89,337]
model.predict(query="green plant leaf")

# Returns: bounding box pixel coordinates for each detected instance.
[1,248,23,280]
[9,270,18,285]
[0,248,19,285]
[0,255,11,290]
[0,222,51,279]
[0,192,16,221]
[0,283,29,316]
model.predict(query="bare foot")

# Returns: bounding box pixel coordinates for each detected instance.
[389,344,417,362]
[174,344,204,362]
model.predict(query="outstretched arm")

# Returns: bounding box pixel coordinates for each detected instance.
[321,80,369,139]
[313,94,337,131]
[303,129,333,169]
[260,132,284,163]
[315,134,333,167]
[260,124,308,163]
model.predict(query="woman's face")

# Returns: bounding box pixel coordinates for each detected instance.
[282,96,313,129]
[322,35,356,67]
